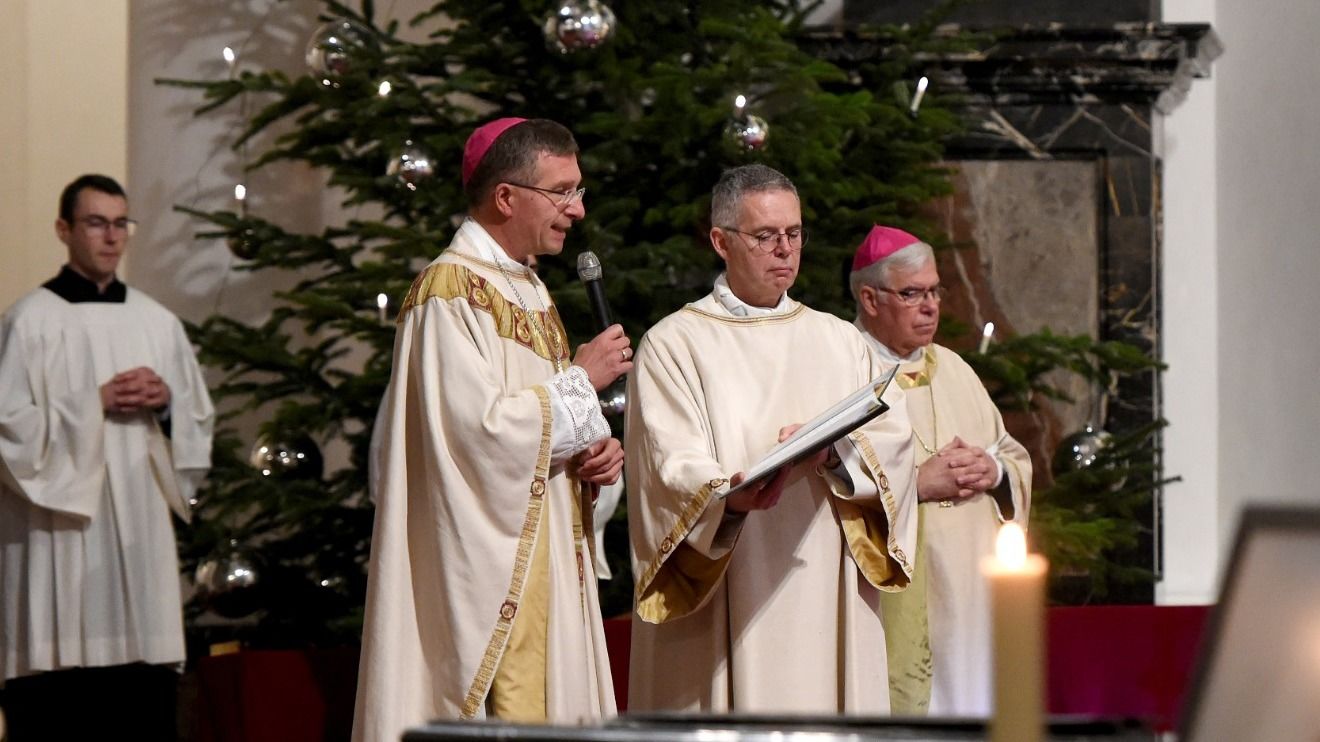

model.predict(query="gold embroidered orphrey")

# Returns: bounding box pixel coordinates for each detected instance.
[401,261,571,369]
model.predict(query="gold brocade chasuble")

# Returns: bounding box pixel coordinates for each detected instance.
[352,223,614,742]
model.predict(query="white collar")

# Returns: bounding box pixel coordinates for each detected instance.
[854,319,925,364]
[459,217,530,272]
[712,273,792,317]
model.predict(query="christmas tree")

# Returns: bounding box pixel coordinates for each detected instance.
[168,0,1160,646]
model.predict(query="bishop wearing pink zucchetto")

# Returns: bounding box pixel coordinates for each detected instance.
[850,224,1033,718]
[353,118,632,741]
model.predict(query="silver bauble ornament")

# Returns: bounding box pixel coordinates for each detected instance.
[386,140,435,191]
[543,0,616,54]
[249,434,324,481]
[725,114,770,151]
[227,228,258,260]
[195,545,261,619]
[1052,424,1113,474]
[599,380,626,418]
[305,19,372,86]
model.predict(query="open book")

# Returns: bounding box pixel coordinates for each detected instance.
[719,364,901,500]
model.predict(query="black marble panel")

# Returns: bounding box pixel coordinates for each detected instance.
[804,24,1221,113]
[844,0,1159,28]
[803,21,1221,603]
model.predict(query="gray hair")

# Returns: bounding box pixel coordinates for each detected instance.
[849,241,936,304]
[711,164,798,229]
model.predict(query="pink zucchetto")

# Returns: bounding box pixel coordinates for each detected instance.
[461,117,528,185]
[851,225,923,271]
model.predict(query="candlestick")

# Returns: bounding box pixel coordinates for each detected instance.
[979,321,995,354]
[984,522,1047,742]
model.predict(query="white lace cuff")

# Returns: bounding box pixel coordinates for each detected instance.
[546,366,610,465]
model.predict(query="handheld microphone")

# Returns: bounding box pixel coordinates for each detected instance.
[576,251,626,417]
[576,251,613,331]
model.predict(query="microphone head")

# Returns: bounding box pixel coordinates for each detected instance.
[577,251,603,282]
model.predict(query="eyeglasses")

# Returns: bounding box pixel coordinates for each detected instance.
[504,181,586,209]
[75,216,138,237]
[719,226,808,253]
[879,285,946,307]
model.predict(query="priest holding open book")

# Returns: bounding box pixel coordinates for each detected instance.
[624,164,919,714]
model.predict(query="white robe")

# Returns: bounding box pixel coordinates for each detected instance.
[863,338,1032,717]
[353,222,614,742]
[0,287,214,683]
[626,291,918,714]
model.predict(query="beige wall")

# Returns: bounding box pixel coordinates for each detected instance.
[0,0,129,311]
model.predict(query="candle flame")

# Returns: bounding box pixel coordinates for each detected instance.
[376,293,388,309]
[734,94,747,110]
[234,184,247,201]
[996,522,1027,569]
[378,80,392,96]
[916,76,929,94]
[222,46,236,65]
[983,321,995,338]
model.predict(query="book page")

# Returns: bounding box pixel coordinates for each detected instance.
[720,364,899,499]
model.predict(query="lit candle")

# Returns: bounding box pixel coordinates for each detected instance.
[984,522,1047,742]
[909,75,929,115]
[979,321,995,354]
[376,292,389,324]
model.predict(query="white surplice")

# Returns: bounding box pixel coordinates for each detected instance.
[0,287,214,683]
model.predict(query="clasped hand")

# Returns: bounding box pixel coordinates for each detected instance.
[916,436,997,503]
[571,438,623,486]
[100,366,170,415]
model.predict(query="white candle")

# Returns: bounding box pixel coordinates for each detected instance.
[984,522,1047,742]
[376,293,389,324]
[909,75,929,115]
[979,321,995,354]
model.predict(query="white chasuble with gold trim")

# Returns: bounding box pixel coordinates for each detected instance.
[877,341,1032,717]
[625,293,918,714]
[352,225,614,742]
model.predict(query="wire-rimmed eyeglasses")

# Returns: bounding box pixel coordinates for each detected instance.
[718,226,808,253]
[504,181,586,209]
[74,216,138,237]
[878,285,946,307]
